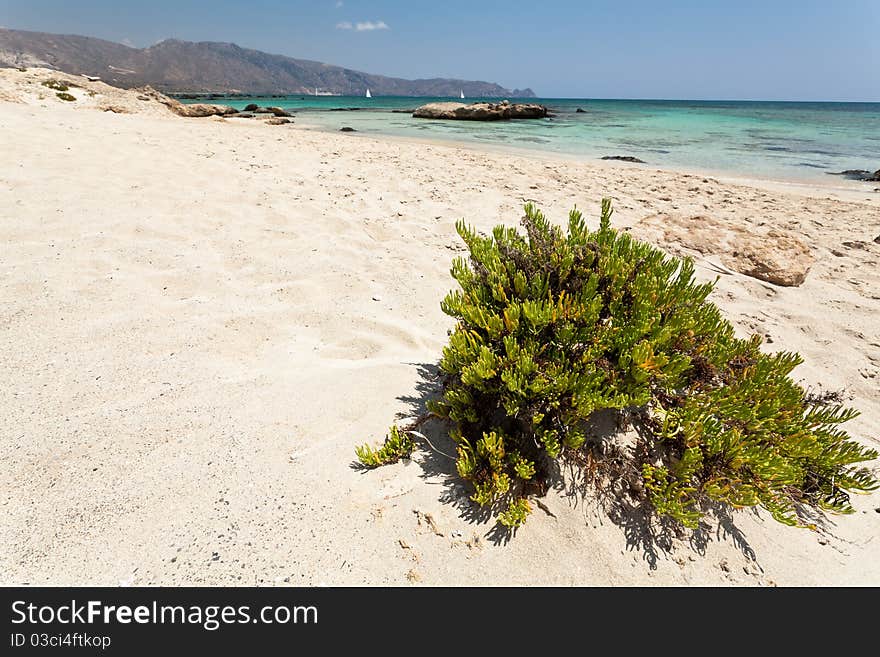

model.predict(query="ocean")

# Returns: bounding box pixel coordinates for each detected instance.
[185,95,880,184]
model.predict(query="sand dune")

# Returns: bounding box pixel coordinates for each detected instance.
[1,69,878,585]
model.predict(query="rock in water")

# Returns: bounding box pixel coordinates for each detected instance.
[266,106,292,117]
[339,127,356,132]
[243,103,259,111]
[412,101,548,121]
[576,108,587,113]
[632,213,815,287]
[828,169,871,180]
[601,155,646,163]
[507,103,549,118]
[827,169,880,181]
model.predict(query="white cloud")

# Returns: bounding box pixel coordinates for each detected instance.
[355,21,389,31]
[336,19,390,31]
[121,37,135,47]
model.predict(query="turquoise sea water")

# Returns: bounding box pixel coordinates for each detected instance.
[187,95,880,183]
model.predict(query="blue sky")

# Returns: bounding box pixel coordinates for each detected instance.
[2,0,878,100]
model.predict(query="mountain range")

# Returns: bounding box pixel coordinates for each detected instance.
[0,28,535,98]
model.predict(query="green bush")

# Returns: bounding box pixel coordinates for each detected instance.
[358,200,877,530]
[56,92,76,102]
[42,79,69,92]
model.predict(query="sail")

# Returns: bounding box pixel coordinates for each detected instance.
[460,90,465,99]
[366,89,372,98]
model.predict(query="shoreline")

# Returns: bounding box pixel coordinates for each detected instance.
[294,118,880,204]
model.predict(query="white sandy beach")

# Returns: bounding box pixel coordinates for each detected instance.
[2,69,879,586]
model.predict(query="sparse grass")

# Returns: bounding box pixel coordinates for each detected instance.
[56,92,76,102]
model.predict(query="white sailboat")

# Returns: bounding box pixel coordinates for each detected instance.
[365,89,372,98]
[460,89,465,99]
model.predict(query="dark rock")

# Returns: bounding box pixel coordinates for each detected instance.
[828,169,870,179]
[265,117,291,125]
[266,106,292,117]
[339,127,356,132]
[329,107,362,111]
[243,103,259,112]
[874,235,880,244]
[827,169,880,181]
[601,156,646,163]
[412,101,548,121]
[391,109,416,113]
[230,112,254,118]
[576,108,587,113]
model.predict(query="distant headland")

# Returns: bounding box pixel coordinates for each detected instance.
[0,27,536,98]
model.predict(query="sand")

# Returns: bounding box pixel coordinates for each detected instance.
[2,68,879,586]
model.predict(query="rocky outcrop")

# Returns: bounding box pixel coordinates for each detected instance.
[0,67,243,119]
[243,103,258,111]
[172,102,238,117]
[132,85,237,117]
[265,117,291,125]
[339,127,356,132]
[412,100,548,121]
[632,213,815,287]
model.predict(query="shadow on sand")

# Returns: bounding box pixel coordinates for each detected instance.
[353,362,837,570]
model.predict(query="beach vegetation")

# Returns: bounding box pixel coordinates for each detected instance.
[356,425,415,468]
[357,200,877,530]
[42,78,69,92]
[55,92,76,102]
